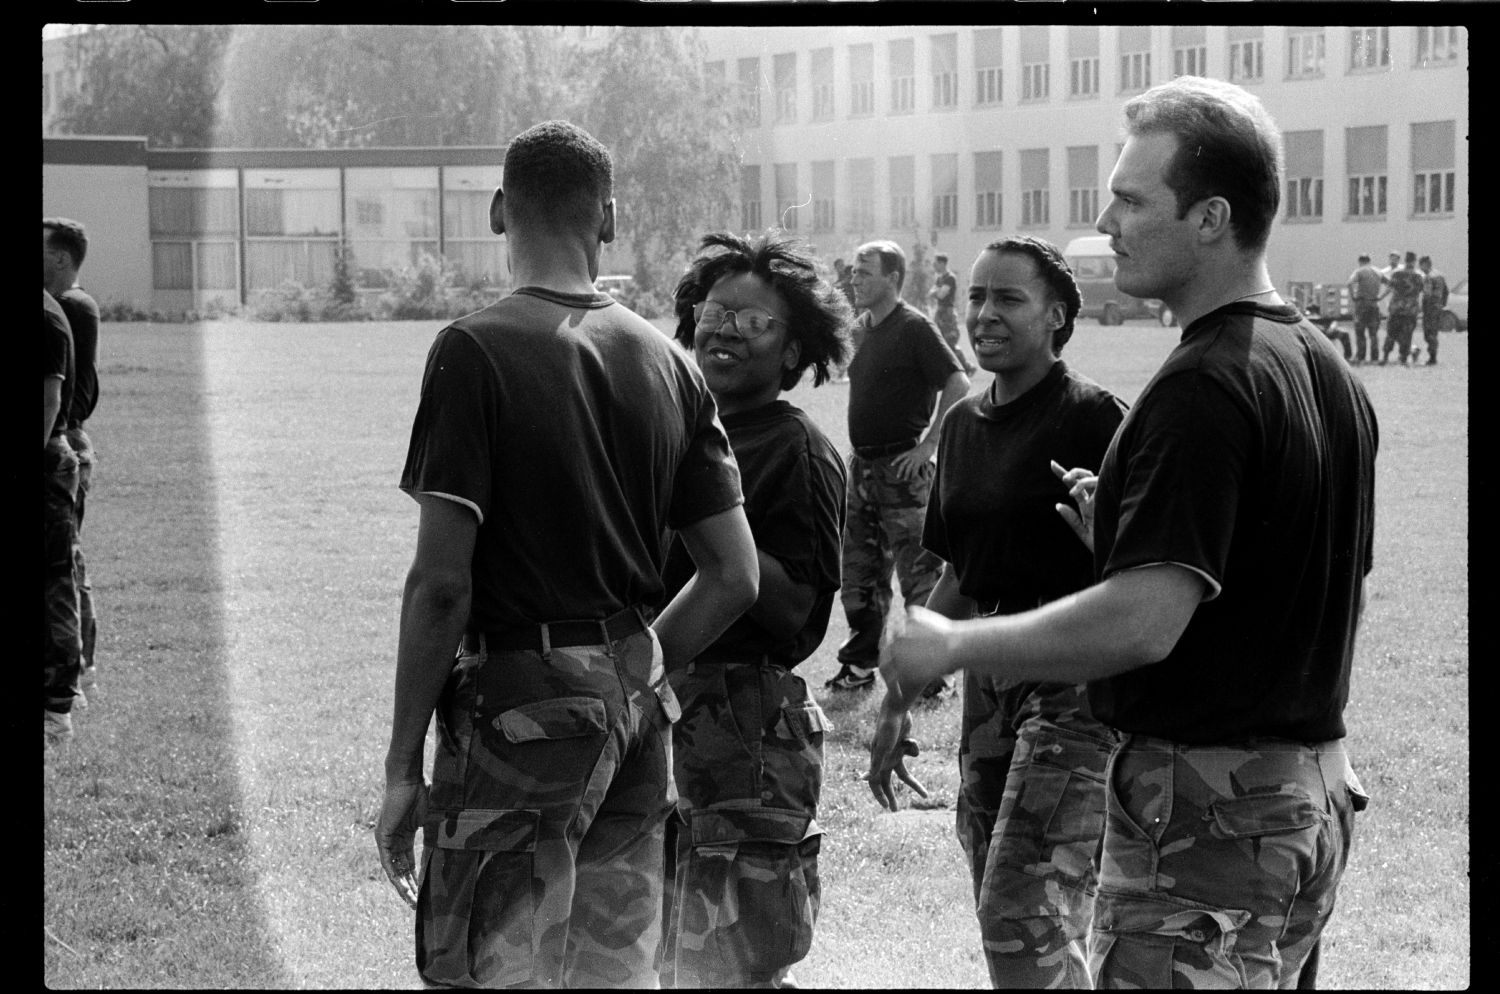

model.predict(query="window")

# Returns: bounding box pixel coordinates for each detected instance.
[149,169,241,296]
[1067,146,1098,226]
[1020,148,1049,227]
[1020,26,1049,101]
[811,48,834,120]
[774,53,797,124]
[1349,28,1389,71]
[1228,30,1264,83]
[774,162,798,231]
[812,160,835,231]
[344,167,439,289]
[846,158,875,233]
[1120,51,1151,91]
[890,38,915,113]
[738,57,761,126]
[1070,58,1099,97]
[1068,26,1099,98]
[974,28,1003,105]
[930,153,958,229]
[1345,125,1387,218]
[974,151,1003,228]
[354,197,384,227]
[849,43,874,117]
[741,165,762,231]
[1416,26,1462,67]
[889,155,916,230]
[1412,121,1457,216]
[443,166,504,286]
[1283,131,1324,220]
[1288,30,1325,79]
[1173,44,1206,77]
[931,34,958,108]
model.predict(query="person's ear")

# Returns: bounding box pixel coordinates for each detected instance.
[489,188,505,235]
[1195,196,1233,243]
[782,337,802,370]
[600,199,617,245]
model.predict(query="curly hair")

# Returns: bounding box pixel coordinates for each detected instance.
[981,235,1083,354]
[673,230,852,390]
[501,120,613,231]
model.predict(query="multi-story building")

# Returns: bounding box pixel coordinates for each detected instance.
[700,24,1468,295]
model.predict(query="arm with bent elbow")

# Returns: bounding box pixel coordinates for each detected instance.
[652,505,759,668]
[745,549,816,642]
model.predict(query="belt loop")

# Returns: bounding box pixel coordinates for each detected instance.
[540,622,552,662]
[478,631,487,661]
[598,618,612,654]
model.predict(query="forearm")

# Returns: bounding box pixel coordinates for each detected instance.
[744,549,815,641]
[653,566,758,666]
[384,572,471,783]
[923,563,974,621]
[921,373,970,450]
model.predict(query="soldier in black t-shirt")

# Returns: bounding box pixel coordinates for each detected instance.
[874,78,1377,989]
[43,289,81,747]
[659,230,851,989]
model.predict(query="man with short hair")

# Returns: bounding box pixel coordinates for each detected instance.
[1381,251,1424,366]
[1346,253,1385,365]
[929,252,978,375]
[44,217,101,696]
[826,240,969,693]
[872,76,1377,988]
[1418,254,1449,366]
[374,120,759,988]
[43,288,81,747]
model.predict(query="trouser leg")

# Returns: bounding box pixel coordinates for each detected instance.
[44,439,81,715]
[838,455,894,669]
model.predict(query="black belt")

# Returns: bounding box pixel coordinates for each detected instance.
[467,606,647,653]
[854,439,918,459]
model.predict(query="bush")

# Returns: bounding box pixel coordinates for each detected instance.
[97,300,156,322]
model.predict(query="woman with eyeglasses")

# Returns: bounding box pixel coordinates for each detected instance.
[656,230,852,989]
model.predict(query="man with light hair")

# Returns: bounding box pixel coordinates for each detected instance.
[872,76,1377,988]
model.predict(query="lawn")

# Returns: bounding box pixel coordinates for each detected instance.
[43,316,1468,988]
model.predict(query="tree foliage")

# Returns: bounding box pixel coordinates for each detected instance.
[54,25,234,147]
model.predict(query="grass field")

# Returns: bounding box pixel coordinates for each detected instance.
[43,316,1468,988]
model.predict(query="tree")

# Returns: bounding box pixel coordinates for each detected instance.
[572,27,743,293]
[54,25,233,147]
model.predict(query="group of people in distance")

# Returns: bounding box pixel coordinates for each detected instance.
[376,73,1378,991]
[43,217,101,748]
[1344,249,1452,366]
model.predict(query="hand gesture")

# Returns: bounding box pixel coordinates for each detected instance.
[865,691,927,811]
[374,778,430,909]
[1051,460,1097,553]
[881,605,956,710]
[891,439,935,482]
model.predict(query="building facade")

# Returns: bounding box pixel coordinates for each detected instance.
[699,23,1468,295]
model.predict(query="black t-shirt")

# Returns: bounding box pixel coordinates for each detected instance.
[846,300,964,449]
[934,271,958,312]
[661,400,845,667]
[400,287,744,630]
[43,290,74,437]
[925,361,1126,613]
[1089,302,1379,743]
[58,286,100,427]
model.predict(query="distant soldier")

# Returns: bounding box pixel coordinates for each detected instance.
[1346,253,1385,365]
[1418,255,1449,366]
[1380,251,1424,366]
[929,252,977,375]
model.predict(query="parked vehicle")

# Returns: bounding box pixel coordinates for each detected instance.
[1441,277,1467,332]
[1062,235,1161,325]
[594,274,637,300]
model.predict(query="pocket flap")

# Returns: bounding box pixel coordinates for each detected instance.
[1207,791,1320,839]
[654,680,682,724]
[1093,889,1251,939]
[689,805,817,846]
[779,701,832,740]
[495,696,607,742]
[428,808,539,852]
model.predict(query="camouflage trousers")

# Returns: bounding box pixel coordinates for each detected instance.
[43,436,81,714]
[1421,306,1443,361]
[956,672,1119,988]
[838,453,943,668]
[417,624,679,988]
[1089,734,1368,989]
[661,656,828,988]
[66,426,97,676]
[1382,310,1418,362]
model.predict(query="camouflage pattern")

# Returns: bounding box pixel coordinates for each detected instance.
[661,658,827,988]
[66,425,97,679]
[955,671,1119,988]
[1382,269,1424,363]
[417,626,679,988]
[838,453,943,668]
[1089,734,1368,989]
[43,436,82,714]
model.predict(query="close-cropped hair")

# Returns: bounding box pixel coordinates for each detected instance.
[43,217,88,268]
[1124,75,1282,252]
[855,239,907,291]
[501,120,613,230]
[674,230,853,390]
[981,235,1082,354]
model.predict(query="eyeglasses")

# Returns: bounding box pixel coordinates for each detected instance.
[692,301,785,340]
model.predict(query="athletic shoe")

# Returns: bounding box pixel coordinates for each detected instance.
[73,689,88,710]
[825,664,876,691]
[45,710,74,747]
[80,664,97,691]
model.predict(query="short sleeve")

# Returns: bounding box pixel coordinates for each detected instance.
[666,369,744,529]
[399,328,497,523]
[922,416,956,563]
[908,312,965,387]
[755,443,844,594]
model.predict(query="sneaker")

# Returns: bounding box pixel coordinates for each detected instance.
[80,664,97,691]
[45,710,74,747]
[825,664,876,691]
[73,689,88,710]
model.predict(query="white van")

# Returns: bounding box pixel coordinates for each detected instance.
[1062,235,1170,325]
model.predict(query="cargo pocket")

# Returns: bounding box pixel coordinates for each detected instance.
[495,696,607,743]
[1090,889,1252,988]
[1205,791,1323,842]
[674,806,822,983]
[416,808,541,989]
